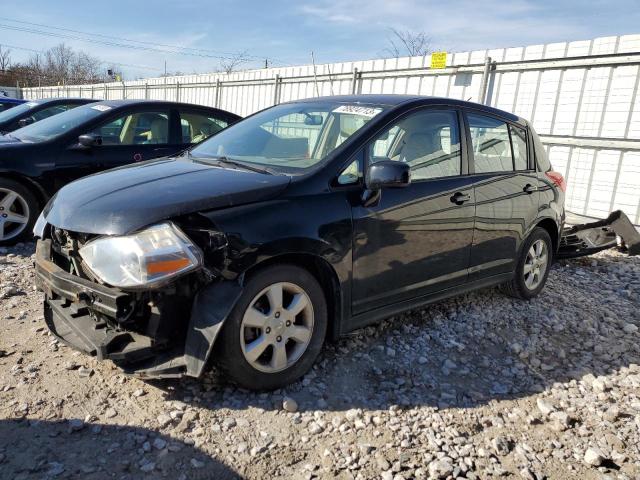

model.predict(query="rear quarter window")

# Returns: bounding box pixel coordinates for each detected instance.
[530,127,551,172]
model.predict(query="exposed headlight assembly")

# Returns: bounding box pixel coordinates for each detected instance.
[79,222,203,289]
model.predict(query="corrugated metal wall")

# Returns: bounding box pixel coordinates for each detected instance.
[21,34,640,224]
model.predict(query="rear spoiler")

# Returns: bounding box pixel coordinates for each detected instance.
[558,210,640,259]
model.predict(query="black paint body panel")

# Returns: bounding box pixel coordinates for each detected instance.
[41,95,564,338]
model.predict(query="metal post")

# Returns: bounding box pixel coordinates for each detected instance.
[90,85,94,99]
[104,83,108,100]
[176,81,180,102]
[273,74,281,105]
[351,67,359,94]
[478,57,492,104]
[215,79,221,108]
[145,82,149,100]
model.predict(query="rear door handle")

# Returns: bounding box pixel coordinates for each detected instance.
[450,191,471,205]
[523,184,538,194]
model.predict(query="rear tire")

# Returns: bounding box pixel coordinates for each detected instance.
[215,264,327,391]
[0,178,38,246]
[500,227,553,300]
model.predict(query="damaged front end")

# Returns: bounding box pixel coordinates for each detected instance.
[35,225,242,379]
[558,210,640,259]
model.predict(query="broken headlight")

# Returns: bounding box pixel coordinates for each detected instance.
[79,222,203,289]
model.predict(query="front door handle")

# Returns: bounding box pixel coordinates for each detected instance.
[523,184,538,194]
[450,192,471,205]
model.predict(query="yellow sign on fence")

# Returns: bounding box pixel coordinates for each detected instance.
[430,52,448,69]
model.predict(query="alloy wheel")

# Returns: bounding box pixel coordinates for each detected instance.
[240,281,315,373]
[523,239,548,290]
[0,188,30,242]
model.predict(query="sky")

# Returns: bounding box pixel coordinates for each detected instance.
[1,0,639,79]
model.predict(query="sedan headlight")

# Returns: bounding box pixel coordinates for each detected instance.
[79,222,203,289]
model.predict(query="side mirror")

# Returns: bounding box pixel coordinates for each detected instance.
[366,159,411,190]
[18,117,34,128]
[78,134,102,148]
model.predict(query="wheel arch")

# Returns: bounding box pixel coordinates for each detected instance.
[533,217,560,255]
[0,172,48,210]
[240,252,344,342]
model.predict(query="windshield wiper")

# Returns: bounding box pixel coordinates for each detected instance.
[197,155,274,175]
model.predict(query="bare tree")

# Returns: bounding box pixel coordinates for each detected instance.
[5,44,110,86]
[219,50,250,74]
[384,28,432,57]
[0,45,11,71]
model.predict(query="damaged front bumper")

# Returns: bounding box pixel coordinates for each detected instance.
[35,239,242,378]
[558,210,640,259]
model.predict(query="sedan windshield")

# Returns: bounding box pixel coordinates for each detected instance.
[190,101,386,173]
[0,101,38,123]
[11,104,105,143]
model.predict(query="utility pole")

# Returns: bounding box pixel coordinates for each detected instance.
[265,58,269,69]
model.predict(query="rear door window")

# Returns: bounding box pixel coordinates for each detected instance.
[467,113,513,173]
[179,111,230,144]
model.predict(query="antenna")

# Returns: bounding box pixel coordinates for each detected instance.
[326,62,335,96]
[310,51,320,97]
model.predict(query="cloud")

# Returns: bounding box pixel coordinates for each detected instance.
[299,6,358,24]
[296,0,590,52]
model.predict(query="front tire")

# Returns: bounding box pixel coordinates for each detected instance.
[215,264,327,390]
[500,227,553,300]
[0,178,38,246]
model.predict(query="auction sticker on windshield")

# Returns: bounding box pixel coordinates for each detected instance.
[91,105,112,112]
[332,105,382,117]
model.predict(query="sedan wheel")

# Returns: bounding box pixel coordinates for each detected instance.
[0,187,31,242]
[240,282,314,373]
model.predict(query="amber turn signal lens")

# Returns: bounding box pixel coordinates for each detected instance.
[146,258,192,275]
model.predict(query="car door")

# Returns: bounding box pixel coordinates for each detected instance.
[176,108,235,150]
[57,106,174,185]
[465,111,540,281]
[350,107,476,314]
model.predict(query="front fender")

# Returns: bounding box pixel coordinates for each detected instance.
[184,279,244,377]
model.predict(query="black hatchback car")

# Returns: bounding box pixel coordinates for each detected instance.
[0,97,94,133]
[34,95,565,390]
[0,100,240,244]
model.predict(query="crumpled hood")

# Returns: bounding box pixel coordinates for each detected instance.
[43,157,291,235]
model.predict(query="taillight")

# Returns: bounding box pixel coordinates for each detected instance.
[545,171,566,192]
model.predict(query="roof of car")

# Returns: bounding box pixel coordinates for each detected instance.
[21,97,95,105]
[0,97,27,104]
[286,94,522,123]
[91,99,228,109]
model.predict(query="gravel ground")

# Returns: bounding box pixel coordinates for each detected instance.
[1,242,639,480]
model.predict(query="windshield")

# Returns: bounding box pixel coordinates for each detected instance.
[0,101,39,124]
[11,104,105,143]
[190,101,386,173]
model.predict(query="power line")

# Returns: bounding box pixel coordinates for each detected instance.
[0,16,291,66]
[0,24,236,59]
[0,42,163,72]
[0,16,270,60]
